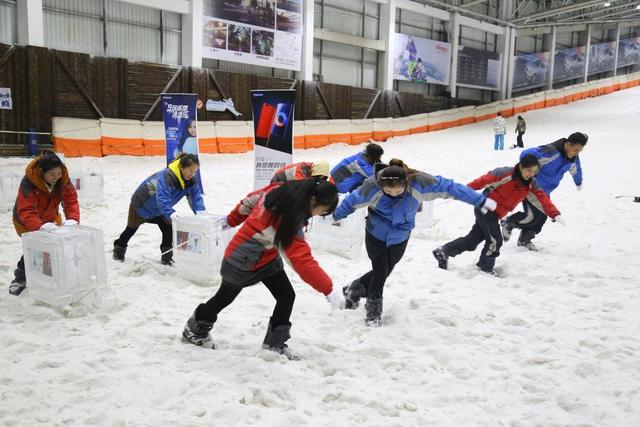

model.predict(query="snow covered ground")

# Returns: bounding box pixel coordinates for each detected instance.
[1,87,639,426]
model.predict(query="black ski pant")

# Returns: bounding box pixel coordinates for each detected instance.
[505,198,547,243]
[356,232,408,300]
[115,206,173,253]
[441,208,503,272]
[14,255,25,283]
[198,269,295,328]
[516,131,524,148]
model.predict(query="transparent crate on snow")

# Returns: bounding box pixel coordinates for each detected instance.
[172,214,234,283]
[22,225,109,307]
[69,170,104,205]
[0,172,21,208]
[306,196,366,259]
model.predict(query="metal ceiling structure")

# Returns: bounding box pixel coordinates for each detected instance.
[414,0,640,27]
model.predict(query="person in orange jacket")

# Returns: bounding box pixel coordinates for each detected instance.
[433,154,562,275]
[270,160,330,183]
[182,178,345,359]
[10,151,80,295]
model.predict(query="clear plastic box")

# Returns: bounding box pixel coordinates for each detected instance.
[69,170,104,205]
[0,172,21,208]
[22,225,109,307]
[172,214,234,283]
[306,197,366,259]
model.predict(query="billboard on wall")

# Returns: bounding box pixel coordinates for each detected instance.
[393,33,451,85]
[588,42,616,75]
[512,51,551,92]
[202,0,303,71]
[617,37,640,68]
[553,46,586,83]
[456,45,501,90]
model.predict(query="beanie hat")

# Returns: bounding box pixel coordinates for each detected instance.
[567,132,588,145]
[38,151,63,173]
[311,160,330,178]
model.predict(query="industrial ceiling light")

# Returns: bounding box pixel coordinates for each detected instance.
[636,4,640,8]
[603,1,611,6]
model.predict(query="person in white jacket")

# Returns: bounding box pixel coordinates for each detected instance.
[493,112,506,150]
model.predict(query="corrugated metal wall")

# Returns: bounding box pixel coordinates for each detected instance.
[42,0,181,64]
[0,0,17,45]
[313,0,379,88]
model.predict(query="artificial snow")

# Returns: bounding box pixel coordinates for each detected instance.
[1,87,639,426]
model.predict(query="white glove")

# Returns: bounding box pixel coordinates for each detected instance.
[195,210,207,216]
[63,219,78,226]
[170,212,179,222]
[40,222,57,231]
[217,216,231,231]
[553,215,565,226]
[576,184,582,191]
[483,198,498,212]
[326,286,346,310]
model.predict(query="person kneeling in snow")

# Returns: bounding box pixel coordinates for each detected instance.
[329,143,384,194]
[182,179,345,359]
[432,154,562,275]
[11,151,80,296]
[334,159,492,327]
[112,153,205,266]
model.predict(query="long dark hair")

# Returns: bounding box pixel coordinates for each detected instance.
[178,118,196,152]
[264,179,338,249]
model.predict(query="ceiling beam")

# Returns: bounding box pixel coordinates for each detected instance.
[561,1,640,21]
[511,0,608,24]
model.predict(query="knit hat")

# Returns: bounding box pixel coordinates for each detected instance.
[567,132,588,145]
[311,160,330,178]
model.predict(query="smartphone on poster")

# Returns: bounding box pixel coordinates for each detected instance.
[269,103,291,141]
[256,103,276,141]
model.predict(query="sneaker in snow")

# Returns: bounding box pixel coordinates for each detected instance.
[501,220,514,242]
[432,247,449,270]
[517,241,539,252]
[365,318,382,328]
[262,344,301,361]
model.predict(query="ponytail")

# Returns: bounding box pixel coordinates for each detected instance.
[264,179,338,248]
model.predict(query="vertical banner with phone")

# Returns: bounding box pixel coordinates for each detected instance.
[250,89,295,189]
[160,93,204,192]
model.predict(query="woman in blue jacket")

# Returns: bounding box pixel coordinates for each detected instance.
[329,143,383,193]
[333,159,495,326]
[113,153,205,265]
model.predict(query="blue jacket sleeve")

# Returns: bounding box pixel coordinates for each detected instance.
[520,146,543,160]
[422,175,485,207]
[155,174,177,220]
[359,157,374,177]
[333,182,378,220]
[187,183,206,213]
[570,156,583,186]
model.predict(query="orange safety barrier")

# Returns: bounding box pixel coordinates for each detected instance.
[215,121,252,153]
[372,118,392,141]
[350,119,373,144]
[101,119,144,156]
[198,121,218,154]
[304,120,332,148]
[52,118,102,157]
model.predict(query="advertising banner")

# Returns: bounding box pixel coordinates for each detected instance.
[250,89,295,189]
[393,33,451,85]
[0,87,12,110]
[160,93,203,190]
[588,42,616,75]
[202,0,302,71]
[456,45,501,90]
[617,37,640,68]
[512,51,551,92]
[553,46,586,83]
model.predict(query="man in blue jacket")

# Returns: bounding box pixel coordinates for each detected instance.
[330,143,383,193]
[502,132,587,251]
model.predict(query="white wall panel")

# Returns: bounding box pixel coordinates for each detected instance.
[44,4,104,55]
[0,0,17,44]
[106,21,159,62]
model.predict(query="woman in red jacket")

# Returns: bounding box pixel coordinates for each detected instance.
[182,178,345,359]
[432,154,561,274]
[10,151,80,295]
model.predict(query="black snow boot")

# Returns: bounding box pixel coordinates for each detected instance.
[432,247,449,270]
[343,278,366,309]
[182,304,215,348]
[501,220,514,242]
[365,297,383,327]
[262,320,298,360]
[160,246,174,266]
[9,279,26,296]
[517,230,538,251]
[113,241,127,262]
